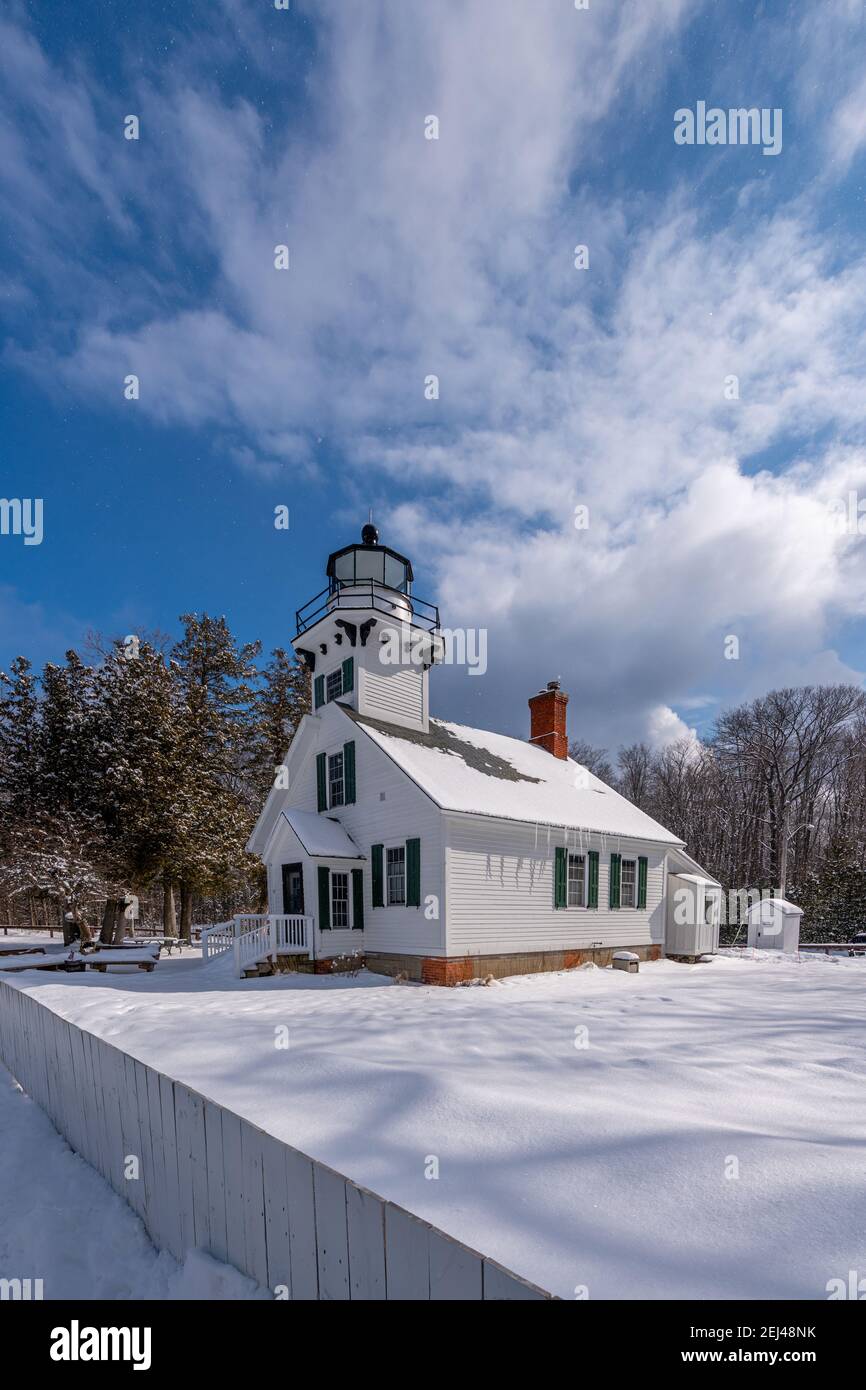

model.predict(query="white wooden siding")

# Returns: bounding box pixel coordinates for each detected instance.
[443,813,667,956]
[266,703,445,957]
[360,663,425,729]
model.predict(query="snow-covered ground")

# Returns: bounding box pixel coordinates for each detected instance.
[3,949,865,1300]
[0,1058,268,1299]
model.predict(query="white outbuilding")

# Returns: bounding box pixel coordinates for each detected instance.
[744,896,803,953]
[665,870,722,959]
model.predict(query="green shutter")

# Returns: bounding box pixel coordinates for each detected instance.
[406,838,421,907]
[554,846,567,909]
[609,853,621,909]
[637,856,648,910]
[371,844,384,907]
[343,740,356,804]
[587,850,599,909]
[341,656,354,694]
[316,752,327,812]
[318,865,331,930]
[314,674,325,709]
[352,868,364,930]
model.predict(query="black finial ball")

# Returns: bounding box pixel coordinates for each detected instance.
[362,523,379,545]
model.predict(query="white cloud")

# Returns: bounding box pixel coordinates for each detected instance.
[645,706,699,750]
[3,0,866,745]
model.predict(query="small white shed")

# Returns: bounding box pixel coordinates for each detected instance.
[745,896,803,953]
[666,872,722,957]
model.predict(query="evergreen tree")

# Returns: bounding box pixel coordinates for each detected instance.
[0,657,41,824]
[168,615,262,937]
[796,832,866,940]
[251,647,310,799]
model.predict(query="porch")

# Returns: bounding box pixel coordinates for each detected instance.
[201,914,315,979]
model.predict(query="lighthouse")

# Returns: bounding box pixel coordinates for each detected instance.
[293,523,441,734]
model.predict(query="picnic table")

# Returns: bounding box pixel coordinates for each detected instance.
[131,934,186,955]
[0,942,161,973]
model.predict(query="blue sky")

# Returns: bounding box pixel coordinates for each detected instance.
[2,0,866,751]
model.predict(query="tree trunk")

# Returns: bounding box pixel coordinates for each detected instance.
[99,898,123,945]
[111,900,127,945]
[100,899,113,944]
[162,874,176,934]
[179,881,193,942]
[62,902,75,946]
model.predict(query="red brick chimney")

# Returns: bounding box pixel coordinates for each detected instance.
[528,679,569,759]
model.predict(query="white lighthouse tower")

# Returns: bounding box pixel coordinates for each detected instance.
[292,523,440,734]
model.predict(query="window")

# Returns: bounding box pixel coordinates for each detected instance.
[328,751,344,808]
[621,858,637,908]
[323,658,354,706]
[331,872,349,929]
[387,846,406,905]
[567,854,586,907]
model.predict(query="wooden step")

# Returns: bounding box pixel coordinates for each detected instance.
[242,960,275,978]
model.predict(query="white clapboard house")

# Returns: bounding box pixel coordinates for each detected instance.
[242,525,720,983]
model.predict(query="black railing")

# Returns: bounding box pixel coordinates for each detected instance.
[295,580,440,637]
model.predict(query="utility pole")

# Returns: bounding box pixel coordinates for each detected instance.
[779,804,791,899]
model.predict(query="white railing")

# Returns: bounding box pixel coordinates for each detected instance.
[200,921,234,963]
[226,913,314,978]
[234,915,273,977]
[272,914,310,953]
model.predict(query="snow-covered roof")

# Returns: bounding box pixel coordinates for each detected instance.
[281,809,364,860]
[340,707,684,845]
[744,896,803,916]
[667,847,721,886]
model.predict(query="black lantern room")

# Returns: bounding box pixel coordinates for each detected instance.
[326,524,414,597]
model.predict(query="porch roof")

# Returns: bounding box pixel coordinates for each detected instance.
[280,809,365,861]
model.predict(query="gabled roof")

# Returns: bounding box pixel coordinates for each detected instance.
[281,810,364,860]
[744,895,803,916]
[668,847,722,886]
[340,706,685,846]
[246,712,317,856]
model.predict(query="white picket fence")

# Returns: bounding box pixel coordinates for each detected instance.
[200,914,313,978]
[0,980,551,1301]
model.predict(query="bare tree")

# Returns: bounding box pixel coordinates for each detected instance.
[616,742,653,809]
[568,739,615,784]
[713,686,865,896]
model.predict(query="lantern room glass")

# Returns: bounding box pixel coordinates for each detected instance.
[329,547,410,595]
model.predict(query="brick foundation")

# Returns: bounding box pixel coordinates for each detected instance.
[365,944,663,985]
[420,957,474,986]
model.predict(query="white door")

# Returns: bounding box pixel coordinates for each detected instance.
[756,900,782,948]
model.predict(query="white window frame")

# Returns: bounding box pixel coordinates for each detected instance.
[326,668,343,704]
[386,845,406,906]
[330,870,350,929]
[621,857,637,909]
[328,750,344,808]
[567,853,586,908]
